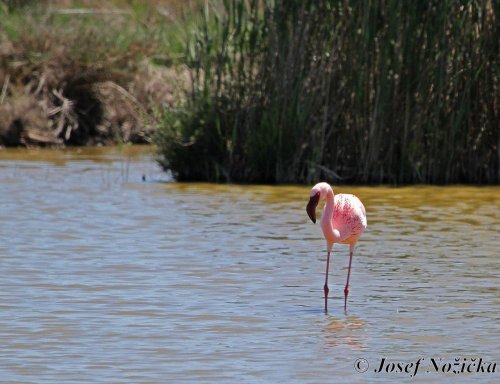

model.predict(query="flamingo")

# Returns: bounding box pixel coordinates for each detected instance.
[306,182,367,312]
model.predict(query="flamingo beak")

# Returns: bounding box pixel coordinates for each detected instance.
[306,193,320,223]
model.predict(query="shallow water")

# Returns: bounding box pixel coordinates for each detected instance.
[0,147,498,383]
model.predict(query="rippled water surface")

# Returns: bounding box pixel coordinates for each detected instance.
[0,147,499,383]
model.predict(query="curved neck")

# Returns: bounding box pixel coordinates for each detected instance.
[320,185,340,244]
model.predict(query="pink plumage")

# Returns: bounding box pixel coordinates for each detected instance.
[306,182,367,312]
[331,193,367,245]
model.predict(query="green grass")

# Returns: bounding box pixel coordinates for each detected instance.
[156,0,499,184]
[0,1,191,66]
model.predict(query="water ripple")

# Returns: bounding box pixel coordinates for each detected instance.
[0,148,498,383]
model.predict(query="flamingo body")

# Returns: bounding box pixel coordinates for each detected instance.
[306,182,367,312]
[324,193,366,246]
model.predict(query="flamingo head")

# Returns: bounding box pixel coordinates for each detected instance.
[306,187,321,224]
[307,182,332,223]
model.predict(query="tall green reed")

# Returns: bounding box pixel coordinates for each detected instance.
[156,0,499,184]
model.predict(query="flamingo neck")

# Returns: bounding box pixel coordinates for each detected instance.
[320,186,340,245]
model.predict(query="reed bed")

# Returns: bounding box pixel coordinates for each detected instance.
[156,0,499,184]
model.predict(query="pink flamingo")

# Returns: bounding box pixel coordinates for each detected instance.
[306,182,367,312]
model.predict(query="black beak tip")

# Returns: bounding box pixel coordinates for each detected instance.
[306,193,320,224]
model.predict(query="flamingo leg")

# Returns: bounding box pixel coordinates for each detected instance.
[324,251,330,312]
[344,245,354,312]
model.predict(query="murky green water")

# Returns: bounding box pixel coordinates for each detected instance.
[0,147,498,383]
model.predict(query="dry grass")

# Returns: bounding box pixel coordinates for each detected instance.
[0,0,195,147]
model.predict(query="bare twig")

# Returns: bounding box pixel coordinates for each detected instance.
[96,81,146,121]
[50,8,131,16]
[99,81,141,107]
[34,74,46,96]
[307,161,344,181]
[0,74,10,105]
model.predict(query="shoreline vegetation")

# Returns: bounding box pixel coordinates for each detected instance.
[1,1,499,185]
[156,0,499,184]
[0,0,193,146]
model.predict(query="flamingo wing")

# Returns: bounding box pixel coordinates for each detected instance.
[333,194,367,244]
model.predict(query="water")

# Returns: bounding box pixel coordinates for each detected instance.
[0,147,498,383]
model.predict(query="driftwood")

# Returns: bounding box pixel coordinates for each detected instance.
[22,129,63,146]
